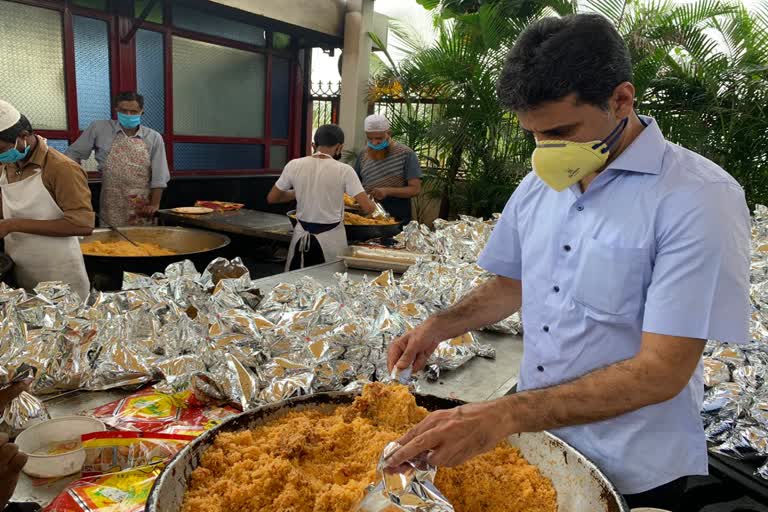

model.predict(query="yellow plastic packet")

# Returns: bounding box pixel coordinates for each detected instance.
[44,464,163,512]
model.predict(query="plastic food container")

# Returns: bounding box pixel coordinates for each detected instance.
[15,416,106,478]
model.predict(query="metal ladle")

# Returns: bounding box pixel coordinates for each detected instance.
[94,213,142,249]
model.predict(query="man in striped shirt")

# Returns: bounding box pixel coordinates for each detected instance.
[354,114,422,224]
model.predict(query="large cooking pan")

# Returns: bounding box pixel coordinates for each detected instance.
[80,227,230,291]
[0,252,13,284]
[287,210,403,242]
[146,391,628,512]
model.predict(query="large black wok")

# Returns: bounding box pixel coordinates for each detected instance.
[80,227,230,291]
[145,391,628,512]
[287,210,403,242]
[0,252,13,284]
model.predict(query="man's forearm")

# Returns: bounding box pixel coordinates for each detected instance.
[267,189,295,204]
[428,276,522,340]
[383,186,420,199]
[494,338,705,434]
[149,188,163,208]
[6,218,92,237]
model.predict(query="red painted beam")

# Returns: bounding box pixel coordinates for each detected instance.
[115,16,137,92]
[172,169,280,177]
[62,4,80,139]
[172,135,268,144]
[36,130,71,140]
[264,53,273,169]
[163,27,174,172]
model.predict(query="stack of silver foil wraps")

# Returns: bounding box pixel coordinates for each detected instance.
[396,216,522,335]
[704,205,768,480]
[0,215,512,432]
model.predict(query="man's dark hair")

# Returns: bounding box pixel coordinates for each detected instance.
[0,114,33,143]
[114,91,144,109]
[497,14,633,111]
[314,124,345,146]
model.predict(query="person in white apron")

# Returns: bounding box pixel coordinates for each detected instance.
[0,100,93,300]
[267,124,375,271]
[66,91,170,226]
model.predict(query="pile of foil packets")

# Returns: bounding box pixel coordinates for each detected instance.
[396,216,522,335]
[0,215,520,434]
[703,205,768,479]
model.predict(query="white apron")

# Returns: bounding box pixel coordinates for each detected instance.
[285,221,347,272]
[284,153,350,271]
[0,169,90,300]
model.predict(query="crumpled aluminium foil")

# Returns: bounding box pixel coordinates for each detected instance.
[354,441,454,512]
[704,358,731,388]
[702,205,768,481]
[0,239,499,431]
[0,391,50,437]
[395,217,522,336]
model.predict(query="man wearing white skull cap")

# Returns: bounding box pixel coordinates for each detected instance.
[354,114,422,223]
[0,100,93,299]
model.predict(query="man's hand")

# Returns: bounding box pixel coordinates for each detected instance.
[137,204,159,217]
[386,401,510,469]
[388,277,523,373]
[371,188,388,201]
[388,321,444,372]
[0,381,31,510]
[0,433,28,510]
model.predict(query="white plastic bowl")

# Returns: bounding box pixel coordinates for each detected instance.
[15,416,106,478]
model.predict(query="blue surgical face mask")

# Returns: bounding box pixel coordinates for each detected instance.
[117,112,142,129]
[0,140,31,164]
[367,139,390,151]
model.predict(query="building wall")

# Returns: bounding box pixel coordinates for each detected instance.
[211,0,346,39]
[1,0,315,209]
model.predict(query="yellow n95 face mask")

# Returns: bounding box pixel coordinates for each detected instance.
[531,117,628,191]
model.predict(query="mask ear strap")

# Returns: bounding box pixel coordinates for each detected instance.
[597,117,628,153]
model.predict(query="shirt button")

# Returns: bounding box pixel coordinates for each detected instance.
[542,325,550,332]
[576,205,584,211]
[537,365,544,372]
[553,286,560,293]
[563,245,572,252]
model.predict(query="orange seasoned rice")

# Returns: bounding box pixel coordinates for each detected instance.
[181,383,557,512]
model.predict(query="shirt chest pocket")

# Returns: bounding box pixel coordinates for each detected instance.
[572,238,650,317]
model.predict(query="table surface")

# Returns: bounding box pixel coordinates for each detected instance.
[157,208,293,242]
[12,260,523,506]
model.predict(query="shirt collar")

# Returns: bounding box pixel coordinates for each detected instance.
[110,119,146,139]
[605,115,666,175]
[27,135,49,168]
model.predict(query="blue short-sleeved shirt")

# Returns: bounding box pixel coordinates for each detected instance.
[478,116,751,494]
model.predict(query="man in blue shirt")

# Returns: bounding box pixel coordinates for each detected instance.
[386,13,750,510]
[66,91,170,226]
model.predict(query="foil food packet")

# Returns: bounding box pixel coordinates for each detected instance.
[355,441,454,512]
[0,391,50,436]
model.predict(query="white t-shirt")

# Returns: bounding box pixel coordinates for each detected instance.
[275,154,365,224]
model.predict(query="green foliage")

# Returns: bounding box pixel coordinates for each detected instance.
[374,0,768,214]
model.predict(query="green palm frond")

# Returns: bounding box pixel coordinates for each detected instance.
[387,20,430,56]
[668,0,737,28]
[583,0,629,26]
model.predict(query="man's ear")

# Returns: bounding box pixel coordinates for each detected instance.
[611,81,636,119]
